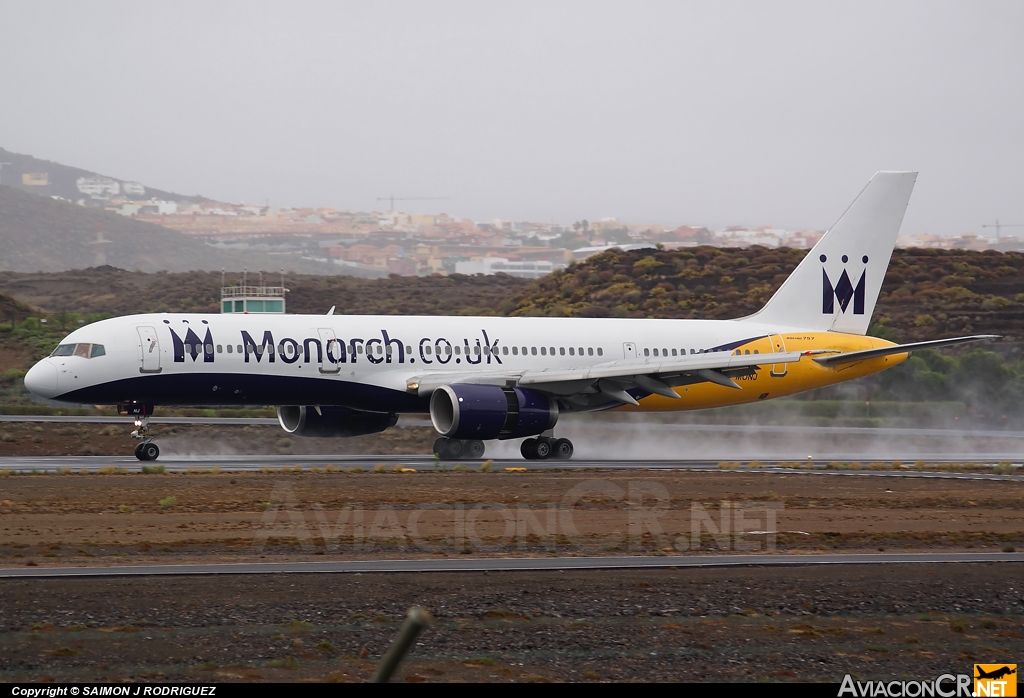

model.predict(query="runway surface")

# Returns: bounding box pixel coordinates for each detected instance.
[5,413,1024,440]
[3,552,1023,578]
[1,454,1021,480]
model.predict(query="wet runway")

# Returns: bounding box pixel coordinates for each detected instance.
[3,551,1024,579]
[1,453,1021,481]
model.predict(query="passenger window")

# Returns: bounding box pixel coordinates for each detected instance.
[226,345,233,354]
[511,346,518,356]
[502,346,509,355]
[217,345,223,354]
[671,349,677,356]
[578,347,583,356]
[588,348,593,356]
[73,343,91,358]
[522,347,527,355]
[540,347,547,356]
[425,345,432,355]
[405,345,412,354]
[377,345,384,355]
[357,345,364,354]
[569,347,575,356]
[597,348,603,356]
[386,346,392,355]
[90,344,105,358]
[531,347,537,356]
[474,346,481,355]
[454,346,461,355]
[644,348,650,357]
[559,347,565,356]
[237,345,243,353]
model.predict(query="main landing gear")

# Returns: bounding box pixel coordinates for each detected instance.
[433,437,486,460]
[520,436,574,460]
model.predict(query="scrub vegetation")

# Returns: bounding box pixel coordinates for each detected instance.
[2,245,1024,423]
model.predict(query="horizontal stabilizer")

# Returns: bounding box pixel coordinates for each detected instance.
[813,335,1000,367]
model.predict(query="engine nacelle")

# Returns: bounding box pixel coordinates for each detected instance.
[276,405,398,438]
[429,385,557,440]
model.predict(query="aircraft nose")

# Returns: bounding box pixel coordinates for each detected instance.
[24,360,58,399]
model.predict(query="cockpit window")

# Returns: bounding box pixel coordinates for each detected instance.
[50,343,106,358]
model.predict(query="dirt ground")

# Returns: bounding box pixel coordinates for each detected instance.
[1,471,1022,683]
[0,470,1021,566]
[0,423,438,457]
[0,565,1021,682]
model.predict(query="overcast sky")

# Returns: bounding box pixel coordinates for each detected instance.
[1,1,1022,235]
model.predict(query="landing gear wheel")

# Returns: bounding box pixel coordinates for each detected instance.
[443,438,464,459]
[533,438,552,460]
[136,442,159,461]
[521,438,537,459]
[467,439,486,459]
[432,437,447,458]
[552,438,574,460]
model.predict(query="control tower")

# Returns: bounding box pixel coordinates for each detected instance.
[220,271,287,314]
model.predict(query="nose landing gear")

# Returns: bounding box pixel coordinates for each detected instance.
[120,403,160,461]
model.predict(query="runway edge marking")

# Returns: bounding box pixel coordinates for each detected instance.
[2,552,1024,578]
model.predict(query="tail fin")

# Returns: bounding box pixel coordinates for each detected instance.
[742,171,917,335]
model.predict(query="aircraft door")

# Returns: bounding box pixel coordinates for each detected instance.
[623,342,637,360]
[137,326,161,373]
[318,328,342,374]
[769,334,787,377]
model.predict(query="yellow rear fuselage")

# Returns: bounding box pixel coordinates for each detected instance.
[620,332,905,411]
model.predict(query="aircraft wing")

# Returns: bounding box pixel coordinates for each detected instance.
[410,349,806,405]
[812,335,999,367]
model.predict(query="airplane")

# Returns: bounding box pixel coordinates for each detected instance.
[23,171,998,462]
[976,666,1016,681]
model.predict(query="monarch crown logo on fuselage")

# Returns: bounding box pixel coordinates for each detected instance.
[822,253,867,315]
[169,325,214,363]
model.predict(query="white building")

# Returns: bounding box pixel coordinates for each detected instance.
[122,181,146,196]
[455,257,561,279]
[76,177,120,198]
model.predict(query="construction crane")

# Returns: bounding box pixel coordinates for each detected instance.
[376,195,449,212]
[982,219,1024,242]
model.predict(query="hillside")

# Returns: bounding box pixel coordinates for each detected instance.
[0,267,531,318]
[2,247,1024,422]
[505,246,1024,345]
[0,146,203,203]
[0,185,351,275]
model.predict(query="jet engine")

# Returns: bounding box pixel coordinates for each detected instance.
[276,405,398,437]
[429,385,557,440]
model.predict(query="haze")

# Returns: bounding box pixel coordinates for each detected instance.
[1,1,1021,235]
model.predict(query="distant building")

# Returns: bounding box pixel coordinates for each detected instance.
[21,173,48,186]
[122,181,146,196]
[455,257,560,279]
[76,177,120,198]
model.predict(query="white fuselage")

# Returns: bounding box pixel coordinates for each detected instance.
[25,312,801,413]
